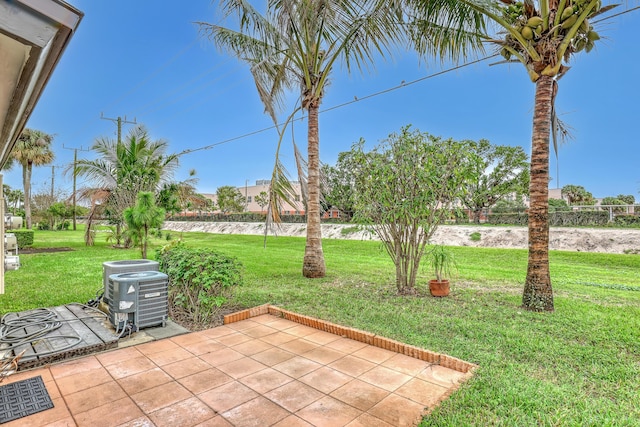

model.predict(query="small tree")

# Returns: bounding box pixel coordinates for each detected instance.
[123,192,165,259]
[255,191,269,213]
[322,151,360,221]
[601,197,626,214]
[216,186,245,214]
[47,202,71,230]
[11,128,55,229]
[352,126,480,295]
[548,198,571,213]
[616,194,635,205]
[561,184,595,205]
[460,140,529,223]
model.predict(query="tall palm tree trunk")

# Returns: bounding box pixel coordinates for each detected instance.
[303,100,326,278]
[523,75,554,312]
[23,163,33,229]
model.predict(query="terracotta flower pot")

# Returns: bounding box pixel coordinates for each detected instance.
[429,279,450,297]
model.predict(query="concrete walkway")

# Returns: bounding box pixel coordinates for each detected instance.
[2,312,474,426]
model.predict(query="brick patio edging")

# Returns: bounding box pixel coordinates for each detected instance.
[223,304,478,374]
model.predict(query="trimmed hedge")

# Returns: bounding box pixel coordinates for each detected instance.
[167,213,349,224]
[488,210,610,227]
[11,229,34,248]
[613,214,640,227]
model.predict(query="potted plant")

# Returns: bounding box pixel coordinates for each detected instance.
[428,245,456,297]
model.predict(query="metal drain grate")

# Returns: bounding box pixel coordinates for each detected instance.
[0,376,53,423]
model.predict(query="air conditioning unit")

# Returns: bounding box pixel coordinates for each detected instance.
[102,259,159,304]
[108,271,169,329]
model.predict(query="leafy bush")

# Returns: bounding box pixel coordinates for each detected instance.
[166,212,350,224]
[613,214,640,227]
[548,198,571,212]
[551,211,610,226]
[487,212,528,225]
[469,232,481,241]
[55,220,71,231]
[601,197,627,214]
[156,243,243,324]
[488,210,610,226]
[12,230,34,248]
[491,199,527,213]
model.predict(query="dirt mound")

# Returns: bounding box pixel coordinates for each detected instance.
[162,221,640,255]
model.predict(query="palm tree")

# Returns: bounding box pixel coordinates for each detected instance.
[11,129,55,229]
[123,192,165,259]
[414,0,617,311]
[73,125,179,244]
[200,0,406,278]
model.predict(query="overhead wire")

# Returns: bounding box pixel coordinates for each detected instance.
[43,5,640,168]
[174,5,640,157]
[177,55,496,156]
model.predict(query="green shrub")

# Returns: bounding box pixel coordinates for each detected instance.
[488,210,610,226]
[55,220,70,231]
[12,229,34,248]
[166,212,351,224]
[156,242,243,324]
[551,210,610,226]
[487,212,528,225]
[548,198,571,212]
[469,232,481,241]
[613,214,640,227]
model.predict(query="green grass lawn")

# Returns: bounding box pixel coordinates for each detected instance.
[2,228,639,426]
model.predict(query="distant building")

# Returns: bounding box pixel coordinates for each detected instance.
[548,188,563,200]
[201,180,344,218]
[203,180,304,215]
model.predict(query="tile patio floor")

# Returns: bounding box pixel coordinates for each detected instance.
[3,314,471,427]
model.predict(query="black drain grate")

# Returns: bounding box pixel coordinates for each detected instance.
[0,376,53,424]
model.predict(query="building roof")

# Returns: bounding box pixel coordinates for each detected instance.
[0,0,83,166]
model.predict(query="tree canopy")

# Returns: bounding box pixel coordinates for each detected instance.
[460,140,530,223]
[10,128,55,229]
[352,126,480,295]
[216,186,246,214]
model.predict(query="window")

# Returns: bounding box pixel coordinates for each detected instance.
[294,195,300,202]
[247,196,252,203]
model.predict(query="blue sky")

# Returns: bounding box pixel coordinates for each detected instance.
[6,0,639,199]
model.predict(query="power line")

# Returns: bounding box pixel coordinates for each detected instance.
[100,114,138,144]
[177,55,495,156]
[175,5,640,157]
[62,144,90,231]
[593,4,640,23]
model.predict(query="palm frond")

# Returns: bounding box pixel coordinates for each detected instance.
[293,140,309,210]
[406,0,488,63]
[550,79,574,159]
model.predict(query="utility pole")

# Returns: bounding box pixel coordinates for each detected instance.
[100,113,137,145]
[51,165,55,199]
[63,144,90,231]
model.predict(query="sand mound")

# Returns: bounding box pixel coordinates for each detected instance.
[163,221,640,254]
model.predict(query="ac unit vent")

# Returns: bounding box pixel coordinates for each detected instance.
[102,259,159,304]
[108,271,168,329]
